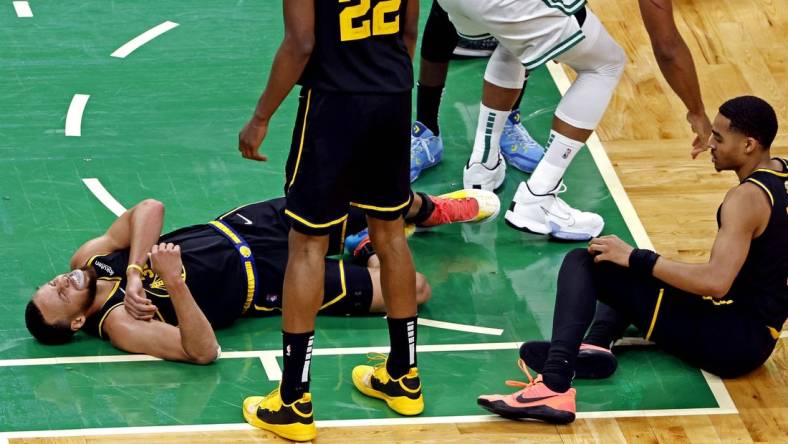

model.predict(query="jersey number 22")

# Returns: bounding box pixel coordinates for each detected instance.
[339,0,401,42]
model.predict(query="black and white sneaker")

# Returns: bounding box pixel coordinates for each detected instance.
[453,34,498,59]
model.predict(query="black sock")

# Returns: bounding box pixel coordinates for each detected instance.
[511,75,529,111]
[280,330,314,404]
[405,192,435,226]
[386,316,417,379]
[582,303,630,349]
[416,83,444,135]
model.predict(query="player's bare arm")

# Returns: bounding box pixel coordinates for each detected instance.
[238,0,315,162]
[403,0,420,59]
[103,242,220,364]
[70,199,164,320]
[589,183,769,297]
[638,0,711,156]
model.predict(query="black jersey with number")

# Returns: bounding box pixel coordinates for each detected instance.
[717,158,788,330]
[82,225,248,339]
[298,0,413,93]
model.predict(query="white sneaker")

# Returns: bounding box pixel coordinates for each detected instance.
[504,181,604,241]
[463,155,506,191]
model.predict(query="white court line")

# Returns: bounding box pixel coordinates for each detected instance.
[0,405,739,441]
[260,353,282,381]
[65,94,90,137]
[13,1,33,17]
[111,21,179,58]
[546,62,736,413]
[419,317,503,336]
[0,342,523,367]
[82,178,127,216]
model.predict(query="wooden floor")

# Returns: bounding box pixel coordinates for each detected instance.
[12,0,786,442]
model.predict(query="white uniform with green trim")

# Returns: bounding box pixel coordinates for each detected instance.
[437,0,599,70]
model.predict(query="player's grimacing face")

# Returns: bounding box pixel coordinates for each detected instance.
[33,269,95,326]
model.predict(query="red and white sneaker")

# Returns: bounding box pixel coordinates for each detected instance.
[419,189,500,227]
[477,359,576,424]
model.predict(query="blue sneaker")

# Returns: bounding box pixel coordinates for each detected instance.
[410,121,444,182]
[500,110,545,173]
[344,228,370,257]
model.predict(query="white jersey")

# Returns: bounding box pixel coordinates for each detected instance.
[438,0,599,70]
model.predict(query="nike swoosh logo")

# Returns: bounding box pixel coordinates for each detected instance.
[515,394,555,404]
[236,213,253,225]
[540,206,573,224]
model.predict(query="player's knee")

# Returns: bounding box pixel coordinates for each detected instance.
[606,42,626,81]
[288,230,329,259]
[564,248,594,267]
[139,198,165,215]
[415,273,432,305]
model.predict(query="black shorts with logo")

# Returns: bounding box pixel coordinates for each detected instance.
[283,88,411,236]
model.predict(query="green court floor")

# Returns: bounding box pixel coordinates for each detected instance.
[0,0,722,434]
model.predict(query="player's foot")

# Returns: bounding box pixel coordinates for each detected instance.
[420,189,500,227]
[505,181,603,241]
[464,155,506,191]
[410,121,444,182]
[345,228,371,256]
[519,341,618,379]
[352,353,424,416]
[500,110,545,173]
[477,359,576,424]
[452,34,498,59]
[243,388,316,442]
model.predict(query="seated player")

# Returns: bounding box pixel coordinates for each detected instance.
[25,189,499,364]
[478,96,786,423]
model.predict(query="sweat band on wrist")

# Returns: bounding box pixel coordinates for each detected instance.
[629,249,660,276]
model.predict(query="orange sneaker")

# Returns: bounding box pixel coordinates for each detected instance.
[419,189,500,227]
[477,359,576,424]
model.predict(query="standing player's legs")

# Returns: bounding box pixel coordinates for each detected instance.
[505,10,625,240]
[243,90,354,442]
[413,0,540,183]
[350,93,424,416]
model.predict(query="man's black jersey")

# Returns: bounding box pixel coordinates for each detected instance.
[298,0,413,93]
[82,198,361,339]
[718,158,788,331]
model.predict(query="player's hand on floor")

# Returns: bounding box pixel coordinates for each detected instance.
[588,235,634,267]
[688,111,712,159]
[238,118,269,161]
[123,272,156,321]
[149,243,185,284]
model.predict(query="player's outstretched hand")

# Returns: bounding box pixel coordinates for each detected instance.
[149,243,184,284]
[123,272,156,321]
[588,235,634,267]
[238,118,269,162]
[688,111,712,159]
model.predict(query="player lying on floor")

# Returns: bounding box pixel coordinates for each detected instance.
[477,96,786,424]
[25,189,499,364]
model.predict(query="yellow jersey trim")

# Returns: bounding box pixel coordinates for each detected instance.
[209,221,256,314]
[767,326,780,340]
[753,168,788,178]
[98,302,125,339]
[320,259,347,310]
[645,288,664,341]
[284,209,348,229]
[746,178,775,206]
[287,89,312,190]
[350,196,411,213]
[701,295,734,306]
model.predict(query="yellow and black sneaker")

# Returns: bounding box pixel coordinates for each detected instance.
[242,388,316,442]
[352,353,424,416]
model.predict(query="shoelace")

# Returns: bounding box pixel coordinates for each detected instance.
[548,182,577,215]
[365,352,389,369]
[503,358,539,390]
[431,196,476,224]
[412,137,435,163]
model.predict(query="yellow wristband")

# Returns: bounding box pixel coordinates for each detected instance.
[126,264,144,276]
